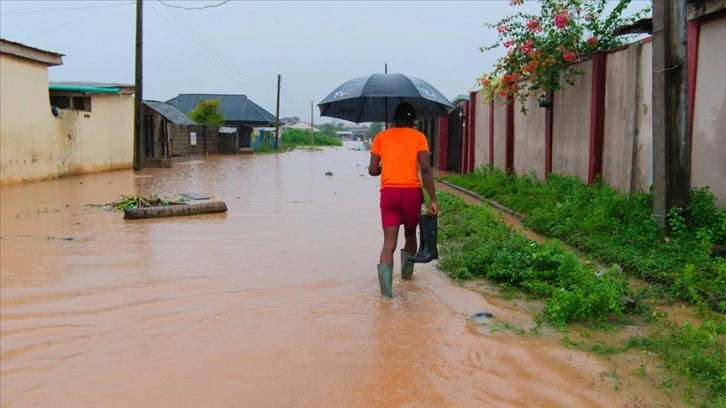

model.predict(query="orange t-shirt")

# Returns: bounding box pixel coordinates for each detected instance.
[370,127,429,189]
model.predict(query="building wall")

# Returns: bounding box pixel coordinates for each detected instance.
[492,95,508,170]
[473,95,491,170]
[0,54,59,185]
[455,15,723,207]
[552,61,593,184]
[602,45,632,192]
[169,123,190,157]
[54,94,133,174]
[0,54,133,186]
[691,17,726,207]
[513,93,546,178]
[189,125,219,155]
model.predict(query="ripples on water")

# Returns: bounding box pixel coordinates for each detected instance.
[0,143,676,407]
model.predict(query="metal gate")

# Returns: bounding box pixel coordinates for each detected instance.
[446,107,463,173]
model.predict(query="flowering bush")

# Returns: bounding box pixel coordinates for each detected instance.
[478,0,650,111]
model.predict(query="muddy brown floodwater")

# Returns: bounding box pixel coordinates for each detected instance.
[1,142,679,407]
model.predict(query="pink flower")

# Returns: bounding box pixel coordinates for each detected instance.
[526,18,542,33]
[497,25,509,35]
[503,39,514,48]
[520,39,534,54]
[554,13,569,29]
[587,36,598,47]
[509,0,523,6]
[562,51,577,62]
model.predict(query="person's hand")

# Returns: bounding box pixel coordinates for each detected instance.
[427,200,438,217]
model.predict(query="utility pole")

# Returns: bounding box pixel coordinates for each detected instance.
[275,74,281,148]
[133,0,143,170]
[310,100,314,144]
[652,0,690,231]
[384,63,388,129]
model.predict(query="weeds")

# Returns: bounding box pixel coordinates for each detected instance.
[438,167,726,407]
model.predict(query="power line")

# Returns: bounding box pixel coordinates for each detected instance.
[23,7,108,39]
[150,3,267,90]
[157,0,230,11]
[0,2,134,15]
[162,5,266,85]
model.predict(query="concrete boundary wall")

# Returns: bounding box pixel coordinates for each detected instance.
[462,13,725,207]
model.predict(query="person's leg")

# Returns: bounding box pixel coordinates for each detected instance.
[378,188,402,297]
[380,226,399,264]
[401,188,424,254]
[400,188,423,279]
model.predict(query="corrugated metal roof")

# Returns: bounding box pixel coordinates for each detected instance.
[166,94,276,125]
[1,38,64,66]
[50,81,134,93]
[144,100,196,125]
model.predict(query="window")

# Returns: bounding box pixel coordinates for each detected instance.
[49,94,91,112]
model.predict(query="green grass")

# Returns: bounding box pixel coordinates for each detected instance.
[437,167,726,407]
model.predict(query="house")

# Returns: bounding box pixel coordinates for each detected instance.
[142,100,198,167]
[282,121,320,133]
[166,93,276,153]
[0,39,134,185]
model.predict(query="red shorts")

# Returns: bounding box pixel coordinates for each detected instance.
[379,187,423,229]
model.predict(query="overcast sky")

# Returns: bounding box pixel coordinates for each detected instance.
[0,0,648,123]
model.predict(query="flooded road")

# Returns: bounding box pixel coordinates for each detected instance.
[1,143,675,407]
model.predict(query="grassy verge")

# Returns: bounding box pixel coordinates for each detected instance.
[437,167,725,407]
[254,128,342,154]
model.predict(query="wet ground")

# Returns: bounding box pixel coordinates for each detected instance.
[1,142,679,407]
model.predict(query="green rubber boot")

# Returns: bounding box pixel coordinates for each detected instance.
[377,263,393,298]
[401,250,414,280]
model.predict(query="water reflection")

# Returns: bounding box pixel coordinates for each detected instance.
[0,142,679,407]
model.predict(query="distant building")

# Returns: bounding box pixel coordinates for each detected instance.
[1,38,134,185]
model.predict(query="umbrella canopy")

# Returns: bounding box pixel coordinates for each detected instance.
[317,73,455,123]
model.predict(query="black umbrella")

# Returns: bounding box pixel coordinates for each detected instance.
[317,72,455,124]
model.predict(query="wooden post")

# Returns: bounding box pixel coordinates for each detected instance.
[275,74,281,148]
[652,0,690,231]
[133,0,143,170]
[587,52,607,185]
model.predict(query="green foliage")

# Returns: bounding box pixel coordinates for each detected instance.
[189,99,225,126]
[479,0,651,112]
[107,194,187,211]
[317,122,346,137]
[438,169,726,405]
[437,191,627,328]
[368,122,383,138]
[281,128,342,147]
[441,166,726,312]
[626,318,726,407]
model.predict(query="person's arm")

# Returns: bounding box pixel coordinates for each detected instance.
[368,153,381,176]
[418,151,438,216]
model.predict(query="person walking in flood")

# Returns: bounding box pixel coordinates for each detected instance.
[368,102,438,298]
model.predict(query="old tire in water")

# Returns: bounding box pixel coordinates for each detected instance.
[124,201,227,220]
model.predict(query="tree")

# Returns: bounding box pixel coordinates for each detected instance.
[317,122,346,137]
[368,122,383,139]
[189,99,225,126]
[479,0,650,112]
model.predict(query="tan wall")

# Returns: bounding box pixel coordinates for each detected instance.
[492,95,507,169]
[552,60,593,183]
[514,92,546,178]
[473,93,491,169]
[602,45,633,192]
[61,94,134,172]
[0,54,133,185]
[634,41,654,192]
[691,17,726,207]
[463,22,723,206]
[0,54,59,184]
